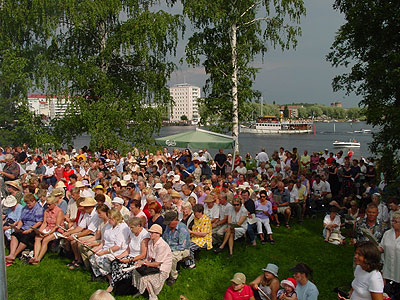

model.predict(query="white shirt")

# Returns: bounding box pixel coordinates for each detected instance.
[79,208,102,233]
[312,181,324,196]
[351,265,383,300]
[230,206,248,229]
[128,228,150,258]
[102,222,130,256]
[235,166,247,175]
[204,204,220,220]
[377,203,389,224]
[44,165,55,176]
[322,180,331,193]
[25,161,37,172]
[256,151,269,165]
[219,202,233,220]
[380,228,400,282]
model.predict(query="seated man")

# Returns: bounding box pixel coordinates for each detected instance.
[63,197,102,269]
[162,211,191,286]
[273,182,291,228]
[203,195,219,228]
[186,204,212,268]
[214,198,248,256]
[212,192,232,245]
[289,179,307,223]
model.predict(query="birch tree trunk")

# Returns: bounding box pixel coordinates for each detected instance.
[231,23,239,153]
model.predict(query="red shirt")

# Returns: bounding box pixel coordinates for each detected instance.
[224,285,254,300]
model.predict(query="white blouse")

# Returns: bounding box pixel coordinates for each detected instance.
[380,228,400,283]
[102,222,130,256]
[128,228,150,258]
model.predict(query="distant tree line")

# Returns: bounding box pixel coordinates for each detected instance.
[230,102,364,121]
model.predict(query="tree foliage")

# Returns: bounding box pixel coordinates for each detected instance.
[182,0,305,135]
[327,0,400,178]
[0,0,183,151]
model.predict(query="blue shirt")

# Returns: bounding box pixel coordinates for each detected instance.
[162,222,190,252]
[5,204,23,222]
[20,203,44,230]
[296,280,319,300]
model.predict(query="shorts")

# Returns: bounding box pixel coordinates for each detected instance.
[277,206,290,214]
[11,231,36,248]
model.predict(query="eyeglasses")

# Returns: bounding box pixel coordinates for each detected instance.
[392,220,399,224]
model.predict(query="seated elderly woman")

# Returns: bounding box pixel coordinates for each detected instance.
[89,209,130,283]
[323,206,343,245]
[31,195,65,264]
[180,202,194,230]
[132,224,172,300]
[106,217,150,294]
[2,195,23,242]
[5,193,44,266]
[214,197,248,256]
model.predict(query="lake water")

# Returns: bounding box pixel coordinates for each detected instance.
[74,121,375,158]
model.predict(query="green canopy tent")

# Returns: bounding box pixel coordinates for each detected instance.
[155,128,236,150]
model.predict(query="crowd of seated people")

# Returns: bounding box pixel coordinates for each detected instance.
[1,145,399,300]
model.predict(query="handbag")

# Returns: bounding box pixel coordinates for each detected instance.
[135,265,160,276]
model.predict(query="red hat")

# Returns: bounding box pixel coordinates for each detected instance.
[281,278,297,290]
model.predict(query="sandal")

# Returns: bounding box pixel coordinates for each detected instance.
[68,262,83,270]
[285,224,290,229]
[276,223,280,228]
[6,261,13,267]
[67,260,78,267]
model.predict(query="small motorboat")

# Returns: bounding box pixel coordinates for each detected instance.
[333,139,360,148]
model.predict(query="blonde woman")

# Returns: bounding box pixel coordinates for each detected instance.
[89,209,130,282]
[31,196,65,264]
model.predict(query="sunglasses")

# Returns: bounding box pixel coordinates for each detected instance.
[260,195,266,198]
[233,204,240,206]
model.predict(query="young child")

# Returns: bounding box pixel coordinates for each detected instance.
[278,278,297,300]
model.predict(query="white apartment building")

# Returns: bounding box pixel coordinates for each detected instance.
[169,84,200,123]
[27,94,69,119]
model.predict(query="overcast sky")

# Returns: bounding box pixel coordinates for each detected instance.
[167,1,361,108]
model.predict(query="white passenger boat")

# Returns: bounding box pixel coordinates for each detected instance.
[240,116,313,134]
[333,140,361,148]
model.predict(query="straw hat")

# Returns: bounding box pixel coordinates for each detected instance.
[51,187,65,197]
[80,197,97,207]
[171,191,181,198]
[75,181,84,188]
[5,181,22,191]
[120,180,128,187]
[204,195,215,203]
[55,181,66,189]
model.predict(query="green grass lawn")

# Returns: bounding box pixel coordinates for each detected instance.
[6,216,354,300]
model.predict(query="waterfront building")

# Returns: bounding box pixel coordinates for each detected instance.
[169,83,200,123]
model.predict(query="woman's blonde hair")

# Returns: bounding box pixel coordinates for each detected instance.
[89,290,115,300]
[107,208,124,224]
[46,196,58,205]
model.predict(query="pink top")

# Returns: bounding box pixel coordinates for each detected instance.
[45,206,63,232]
